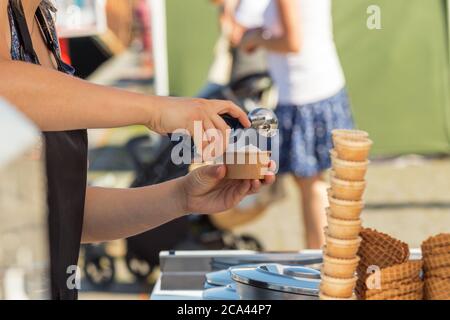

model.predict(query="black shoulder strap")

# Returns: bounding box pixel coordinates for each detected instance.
[35,8,65,70]
[9,1,38,60]
[10,1,65,70]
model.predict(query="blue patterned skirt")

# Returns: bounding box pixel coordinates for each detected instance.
[273,88,354,178]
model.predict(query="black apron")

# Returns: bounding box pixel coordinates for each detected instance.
[9,2,87,300]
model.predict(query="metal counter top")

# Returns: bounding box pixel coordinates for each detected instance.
[150,250,323,300]
[150,249,422,300]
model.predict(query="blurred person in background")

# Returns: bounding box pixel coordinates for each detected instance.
[0,0,275,299]
[207,0,267,88]
[239,0,354,248]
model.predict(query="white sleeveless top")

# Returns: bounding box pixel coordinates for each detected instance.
[237,0,346,105]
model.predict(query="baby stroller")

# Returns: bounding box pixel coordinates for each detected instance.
[83,71,278,288]
[123,71,277,281]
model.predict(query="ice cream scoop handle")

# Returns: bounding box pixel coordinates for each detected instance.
[221,114,244,130]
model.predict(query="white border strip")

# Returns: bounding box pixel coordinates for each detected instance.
[149,0,169,96]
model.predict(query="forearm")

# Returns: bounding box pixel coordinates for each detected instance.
[0,60,164,131]
[259,34,300,53]
[82,181,186,243]
[256,0,301,54]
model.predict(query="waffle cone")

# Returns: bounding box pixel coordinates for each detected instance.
[367,289,423,300]
[355,281,366,300]
[424,277,450,300]
[366,281,423,300]
[365,260,423,287]
[427,266,450,278]
[422,245,450,257]
[360,228,406,248]
[421,233,450,253]
[356,229,410,299]
[423,253,450,270]
[422,234,450,263]
[358,228,410,266]
[358,244,409,272]
[390,291,423,300]
[366,277,421,296]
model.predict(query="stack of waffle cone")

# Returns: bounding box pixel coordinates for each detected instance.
[364,261,423,300]
[356,228,422,300]
[421,233,450,300]
[320,130,371,300]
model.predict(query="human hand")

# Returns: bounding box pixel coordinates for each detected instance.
[148,97,250,158]
[178,163,276,215]
[240,28,264,53]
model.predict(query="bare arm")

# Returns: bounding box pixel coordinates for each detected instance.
[240,0,301,54]
[82,180,184,243]
[0,57,251,151]
[82,164,276,243]
[0,59,157,131]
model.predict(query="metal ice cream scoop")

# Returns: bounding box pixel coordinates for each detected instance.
[222,108,279,138]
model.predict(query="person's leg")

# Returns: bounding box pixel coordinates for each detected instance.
[294,173,328,249]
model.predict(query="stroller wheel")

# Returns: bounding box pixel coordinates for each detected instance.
[125,253,154,282]
[84,255,115,289]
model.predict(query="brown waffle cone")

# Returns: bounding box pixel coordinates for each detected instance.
[423,253,450,271]
[358,243,409,271]
[358,228,410,266]
[422,245,450,257]
[392,290,423,300]
[356,229,410,299]
[365,277,421,297]
[427,266,450,278]
[360,228,408,253]
[355,280,366,300]
[424,277,450,300]
[421,233,450,254]
[365,260,423,287]
[366,281,423,300]
[367,289,423,300]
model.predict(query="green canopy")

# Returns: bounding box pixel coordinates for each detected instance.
[166,0,218,98]
[165,0,450,155]
[333,0,450,155]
